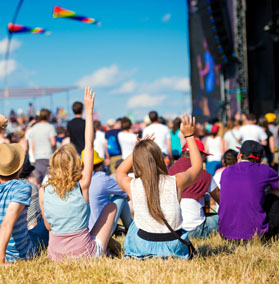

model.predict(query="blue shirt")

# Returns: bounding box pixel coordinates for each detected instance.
[89,171,128,230]
[0,180,34,262]
[44,183,90,234]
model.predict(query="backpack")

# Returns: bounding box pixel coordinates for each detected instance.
[107,135,121,156]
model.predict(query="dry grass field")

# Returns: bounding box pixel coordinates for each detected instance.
[1,234,279,284]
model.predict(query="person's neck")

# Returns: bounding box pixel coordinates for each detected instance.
[152,121,159,124]
[75,114,83,118]
[40,120,48,123]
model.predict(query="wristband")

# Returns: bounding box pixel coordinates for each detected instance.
[184,134,194,138]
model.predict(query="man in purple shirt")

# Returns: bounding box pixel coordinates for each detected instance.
[218,140,279,240]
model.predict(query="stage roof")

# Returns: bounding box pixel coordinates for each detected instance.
[0,87,77,99]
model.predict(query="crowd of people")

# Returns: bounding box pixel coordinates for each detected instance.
[0,88,279,264]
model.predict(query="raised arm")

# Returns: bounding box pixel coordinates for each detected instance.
[116,154,133,199]
[175,114,202,200]
[79,87,95,201]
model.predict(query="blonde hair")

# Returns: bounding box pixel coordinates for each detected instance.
[47,144,82,199]
[133,140,168,224]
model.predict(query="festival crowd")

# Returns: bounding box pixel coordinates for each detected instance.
[0,87,278,263]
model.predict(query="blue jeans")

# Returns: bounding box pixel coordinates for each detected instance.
[28,219,49,250]
[111,195,133,233]
[187,214,219,239]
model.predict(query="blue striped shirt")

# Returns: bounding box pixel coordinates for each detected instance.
[0,179,34,262]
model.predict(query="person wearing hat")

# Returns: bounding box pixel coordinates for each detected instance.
[0,144,45,263]
[86,150,132,235]
[218,140,279,241]
[168,138,220,239]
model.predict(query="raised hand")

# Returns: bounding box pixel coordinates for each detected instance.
[84,87,95,112]
[136,133,155,143]
[0,114,8,129]
[180,113,195,138]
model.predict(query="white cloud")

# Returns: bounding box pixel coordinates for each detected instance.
[127,93,166,108]
[0,59,17,78]
[77,64,136,88]
[0,38,21,54]
[111,80,137,94]
[144,77,190,92]
[162,13,172,23]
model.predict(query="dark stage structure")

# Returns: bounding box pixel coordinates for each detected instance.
[189,0,279,121]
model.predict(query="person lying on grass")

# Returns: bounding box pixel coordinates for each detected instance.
[116,114,202,259]
[39,87,117,260]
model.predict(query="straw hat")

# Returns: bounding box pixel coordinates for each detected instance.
[0,144,25,176]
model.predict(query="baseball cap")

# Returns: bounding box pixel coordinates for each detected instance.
[182,138,212,156]
[237,140,264,160]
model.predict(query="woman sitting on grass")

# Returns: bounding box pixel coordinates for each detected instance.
[39,87,117,260]
[116,114,202,259]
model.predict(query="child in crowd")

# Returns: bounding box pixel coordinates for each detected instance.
[116,114,202,259]
[40,87,117,260]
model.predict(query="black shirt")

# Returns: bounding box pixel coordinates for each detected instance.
[67,117,85,154]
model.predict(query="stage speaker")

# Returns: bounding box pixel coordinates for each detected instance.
[198,0,235,73]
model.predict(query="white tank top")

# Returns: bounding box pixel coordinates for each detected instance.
[206,136,222,162]
[131,175,182,233]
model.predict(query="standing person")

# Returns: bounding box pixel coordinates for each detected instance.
[0,144,48,263]
[142,111,173,160]
[218,140,279,241]
[170,117,186,161]
[28,109,56,185]
[223,120,241,151]
[236,113,267,145]
[258,116,275,167]
[105,118,122,174]
[116,114,202,259]
[40,87,117,260]
[67,101,85,155]
[204,124,225,176]
[93,120,106,159]
[118,117,137,160]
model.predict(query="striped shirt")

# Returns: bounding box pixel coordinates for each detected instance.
[0,179,34,262]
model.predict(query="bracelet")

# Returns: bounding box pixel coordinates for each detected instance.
[184,134,194,138]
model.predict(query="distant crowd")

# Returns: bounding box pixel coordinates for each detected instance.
[0,89,278,264]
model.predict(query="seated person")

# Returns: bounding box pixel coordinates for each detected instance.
[85,150,132,233]
[218,140,279,240]
[168,138,220,239]
[0,144,47,263]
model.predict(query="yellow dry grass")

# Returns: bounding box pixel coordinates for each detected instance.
[1,234,279,284]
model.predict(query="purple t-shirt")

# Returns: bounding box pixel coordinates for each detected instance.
[219,161,279,239]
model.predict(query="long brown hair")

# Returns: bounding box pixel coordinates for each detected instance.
[132,140,168,223]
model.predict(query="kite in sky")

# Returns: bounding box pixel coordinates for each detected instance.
[8,23,49,34]
[53,6,100,25]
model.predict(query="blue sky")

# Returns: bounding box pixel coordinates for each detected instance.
[0,0,191,122]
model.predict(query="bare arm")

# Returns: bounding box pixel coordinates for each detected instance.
[269,135,275,154]
[0,203,25,264]
[79,87,95,202]
[167,137,173,160]
[50,136,56,148]
[175,114,202,200]
[210,187,220,204]
[116,154,133,199]
[38,187,51,231]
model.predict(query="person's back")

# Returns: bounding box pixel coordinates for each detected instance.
[238,124,267,143]
[67,101,85,155]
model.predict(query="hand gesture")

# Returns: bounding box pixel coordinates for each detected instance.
[136,133,155,143]
[180,113,195,137]
[0,114,8,129]
[84,87,95,112]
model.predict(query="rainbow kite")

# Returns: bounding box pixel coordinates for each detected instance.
[8,23,49,34]
[53,6,100,25]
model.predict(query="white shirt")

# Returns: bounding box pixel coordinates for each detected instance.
[236,124,267,143]
[118,131,137,159]
[94,130,106,158]
[142,123,170,155]
[180,178,217,231]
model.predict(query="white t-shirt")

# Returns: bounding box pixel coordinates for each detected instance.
[180,178,217,231]
[28,122,56,160]
[94,130,106,158]
[142,123,170,155]
[224,129,241,150]
[118,131,137,159]
[236,124,267,143]
[206,136,223,162]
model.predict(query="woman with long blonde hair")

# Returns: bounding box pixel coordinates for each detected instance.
[116,114,202,259]
[39,87,116,260]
